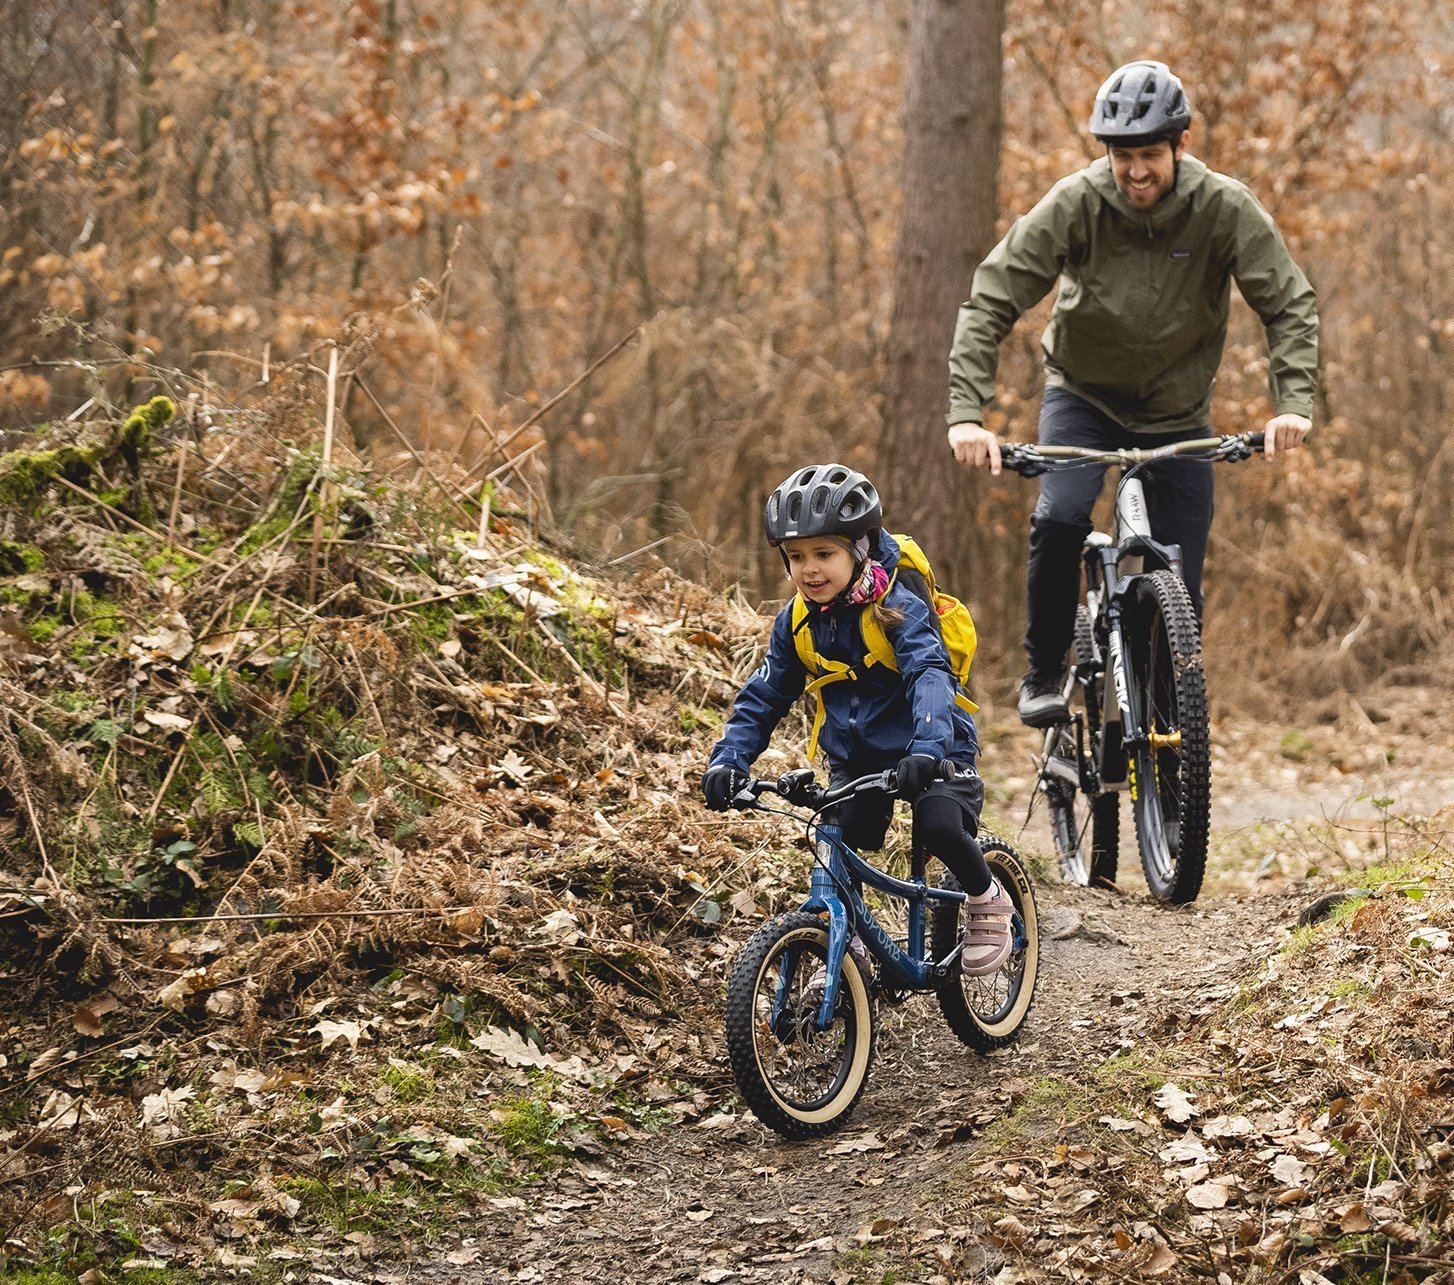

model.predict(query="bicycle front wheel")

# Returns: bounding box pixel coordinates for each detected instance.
[1127,570,1210,904]
[1047,607,1119,887]
[723,912,876,1139]
[932,836,1040,1051]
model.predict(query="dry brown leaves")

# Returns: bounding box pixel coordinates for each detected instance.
[960,875,1454,1283]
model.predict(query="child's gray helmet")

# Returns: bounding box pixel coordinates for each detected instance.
[1089,61,1192,145]
[764,464,882,545]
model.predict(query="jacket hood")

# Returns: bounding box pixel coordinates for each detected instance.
[1087,153,1210,229]
[872,529,901,565]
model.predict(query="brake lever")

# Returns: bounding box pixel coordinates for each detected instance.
[1215,433,1257,463]
[1000,446,1048,478]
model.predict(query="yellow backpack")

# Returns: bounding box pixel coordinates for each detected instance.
[789,534,978,758]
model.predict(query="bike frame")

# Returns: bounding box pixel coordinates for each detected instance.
[741,774,969,1031]
[794,820,967,1029]
[1011,434,1263,795]
[1078,479,1184,791]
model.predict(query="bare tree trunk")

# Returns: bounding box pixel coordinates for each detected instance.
[880,0,1004,584]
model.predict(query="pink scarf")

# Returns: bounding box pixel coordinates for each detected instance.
[814,559,888,612]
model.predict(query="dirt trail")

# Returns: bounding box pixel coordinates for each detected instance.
[389,718,1430,1279]
[384,703,1441,1285]
[396,884,1300,1283]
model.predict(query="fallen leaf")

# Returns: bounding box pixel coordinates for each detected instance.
[1154,1083,1199,1124]
[1186,1180,1232,1209]
[1338,1203,1374,1233]
[131,613,195,662]
[470,1025,553,1069]
[72,1004,106,1037]
[538,907,581,944]
[1159,1135,1213,1164]
[728,888,760,917]
[1202,1114,1255,1140]
[1270,1153,1310,1186]
[142,709,193,731]
[828,1131,886,1154]
[37,1090,98,1131]
[156,967,210,1012]
[445,1246,482,1265]
[1140,1244,1178,1276]
[140,1086,196,1139]
[209,1199,263,1219]
[311,1018,367,1051]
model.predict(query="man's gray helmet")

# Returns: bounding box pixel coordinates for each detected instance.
[764,464,882,545]
[1089,60,1191,145]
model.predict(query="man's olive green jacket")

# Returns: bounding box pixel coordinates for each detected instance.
[947,156,1318,434]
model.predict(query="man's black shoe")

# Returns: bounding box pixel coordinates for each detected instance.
[1018,670,1069,728]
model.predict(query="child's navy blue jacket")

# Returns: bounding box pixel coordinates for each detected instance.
[708,532,979,775]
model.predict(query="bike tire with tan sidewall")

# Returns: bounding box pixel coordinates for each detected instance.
[932,836,1040,1051]
[724,911,876,1140]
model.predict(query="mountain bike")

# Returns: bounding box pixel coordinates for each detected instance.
[999,432,1265,905]
[721,767,1039,1140]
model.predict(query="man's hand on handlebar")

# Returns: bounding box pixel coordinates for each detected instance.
[947,422,1002,475]
[1262,413,1311,460]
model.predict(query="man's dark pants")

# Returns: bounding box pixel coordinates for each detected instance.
[1024,386,1215,676]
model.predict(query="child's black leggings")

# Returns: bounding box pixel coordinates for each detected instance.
[824,769,993,897]
[913,792,993,897]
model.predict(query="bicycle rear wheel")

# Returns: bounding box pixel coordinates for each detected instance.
[931,836,1040,1051]
[1047,607,1119,887]
[723,912,876,1139]
[1127,570,1210,904]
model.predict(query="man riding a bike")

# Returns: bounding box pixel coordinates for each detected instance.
[945,60,1319,727]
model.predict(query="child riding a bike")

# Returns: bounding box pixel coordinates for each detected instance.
[701,463,1013,975]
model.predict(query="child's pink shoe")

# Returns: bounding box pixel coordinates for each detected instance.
[961,879,1015,976]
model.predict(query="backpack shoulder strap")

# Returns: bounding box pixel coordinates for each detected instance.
[789,594,815,672]
[789,594,859,759]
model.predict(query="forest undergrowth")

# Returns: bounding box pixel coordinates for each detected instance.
[0,368,1450,1283]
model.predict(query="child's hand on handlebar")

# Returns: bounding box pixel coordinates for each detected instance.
[894,754,942,801]
[702,764,748,811]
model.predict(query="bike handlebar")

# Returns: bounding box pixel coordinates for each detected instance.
[999,430,1266,477]
[729,761,961,812]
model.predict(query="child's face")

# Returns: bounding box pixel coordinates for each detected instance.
[782,537,855,603]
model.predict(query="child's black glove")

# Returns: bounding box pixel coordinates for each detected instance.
[702,764,747,811]
[894,754,941,801]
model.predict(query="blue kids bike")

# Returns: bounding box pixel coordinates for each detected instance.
[722,768,1039,1139]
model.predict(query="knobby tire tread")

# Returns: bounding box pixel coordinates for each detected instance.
[1130,570,1210,904]
[724,911,875,1140]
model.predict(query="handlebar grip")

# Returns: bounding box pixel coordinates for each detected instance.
[730,779,771,808]
[1247,431,1266,453]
